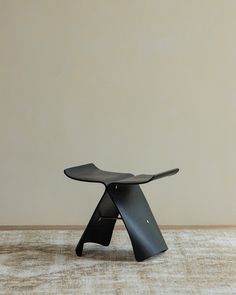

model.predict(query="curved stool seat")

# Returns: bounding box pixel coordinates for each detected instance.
[64,163,179,261]
[64,163,133,185]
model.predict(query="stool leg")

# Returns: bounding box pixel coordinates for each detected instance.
[108,184,168,262]
[76,190,119,256]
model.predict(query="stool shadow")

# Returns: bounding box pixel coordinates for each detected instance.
[82,248,136,262]
[0,243,136,262]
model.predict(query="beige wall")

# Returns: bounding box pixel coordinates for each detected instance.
[0,0,236,225]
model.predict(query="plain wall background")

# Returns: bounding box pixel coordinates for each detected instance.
[0,0,236,225]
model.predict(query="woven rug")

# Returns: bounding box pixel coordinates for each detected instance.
[0,229,235,294]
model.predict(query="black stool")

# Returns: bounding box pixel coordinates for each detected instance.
[64,163,179,261]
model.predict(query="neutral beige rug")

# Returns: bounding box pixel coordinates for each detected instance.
[0,229,235,294]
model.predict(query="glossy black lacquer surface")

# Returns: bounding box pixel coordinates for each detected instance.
[64,163,179,261]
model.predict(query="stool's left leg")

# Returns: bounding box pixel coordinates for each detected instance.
[76,189,119,256]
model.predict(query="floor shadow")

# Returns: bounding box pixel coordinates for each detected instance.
[82,248,135,262]
[0,243,75,257]
[0,243,136,262]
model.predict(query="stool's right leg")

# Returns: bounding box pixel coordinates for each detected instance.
[76,190,119,256]
[108,184,168,262]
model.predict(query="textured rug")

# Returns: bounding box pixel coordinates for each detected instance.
[0,229,235,294]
